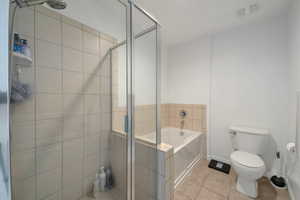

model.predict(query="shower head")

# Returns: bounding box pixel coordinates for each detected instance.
[14,0,67,9]
[46,0,67,9]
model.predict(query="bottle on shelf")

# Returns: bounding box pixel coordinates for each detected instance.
[22,40,32,58]
[13,33,21,53]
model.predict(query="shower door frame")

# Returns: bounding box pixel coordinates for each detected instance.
[123,0,162,200]
[0,0,12,200]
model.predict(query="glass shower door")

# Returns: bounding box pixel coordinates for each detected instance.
[132,4,161,200]
[111,2,161,199]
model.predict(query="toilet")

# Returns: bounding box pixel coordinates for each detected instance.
[229,125,269,198]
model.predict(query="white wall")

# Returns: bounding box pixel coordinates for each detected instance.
[210,16,289,167]
[288,0,300,199]
[166,15,290,173]
[167,36,211,105]
[116,31,159,107]
[289,0,300,157]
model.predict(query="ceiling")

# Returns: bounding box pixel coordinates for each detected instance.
[135,0,291,46]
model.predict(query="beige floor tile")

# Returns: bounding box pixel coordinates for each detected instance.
[174,160,291,200]
[186,166,211,185]
[275,189,290,200]
[195,188,225,200]
[228,189,254,200]
[174,191,193,200]
[257,178,277,200]
[203,170,232,197]
[176,178,202,200]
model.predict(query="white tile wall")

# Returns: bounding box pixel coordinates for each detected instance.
[36,144,61,173]
[84,154,99,177]
[37,168,61,199]
[11,150,35,180]
[83,53,100,75]
[36,67,62,93]
[36,94,62,119]
[11,121,35,152]
[36,12,61,44]
[13,176,36,200]
[36,118,62,146]
[63,47,82,72]
[63,94,84,114]
[62,22,82,50]
[63,115,84,140]
[62,71,83,94]
[14,7,35,37]
[36,40,61,69]
[84,75,99,94]
[85,94,100,114]
[11,6,117,200]
[83,31,99,55]
[86,114,101,135]
[11,95,35,122]
[85,135,100,156]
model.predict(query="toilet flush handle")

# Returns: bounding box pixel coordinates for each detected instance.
[229,130,236,135]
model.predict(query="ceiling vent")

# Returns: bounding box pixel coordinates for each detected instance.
[237,3,260,17]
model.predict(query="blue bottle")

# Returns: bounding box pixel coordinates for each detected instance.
[13,33,20,52]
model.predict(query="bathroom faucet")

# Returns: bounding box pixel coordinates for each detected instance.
[180,120,185,130]
[179,110,187,134]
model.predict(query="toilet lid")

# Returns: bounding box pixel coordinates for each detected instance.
[231,151,264,168]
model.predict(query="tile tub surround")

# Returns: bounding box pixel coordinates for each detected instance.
[11,6,117,200]
[141,128,207,186]
[175,160,290,200]
[110,131,175,200]
[112,103,207,137]
[112,104,156,137]
[161,104,207,133]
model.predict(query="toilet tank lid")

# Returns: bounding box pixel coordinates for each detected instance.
[229,125,269,136]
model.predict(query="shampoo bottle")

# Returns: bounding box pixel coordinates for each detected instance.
[93,173,100,198]
[99,167,106,192]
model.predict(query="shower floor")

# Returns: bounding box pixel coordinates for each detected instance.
[81,191,114,200]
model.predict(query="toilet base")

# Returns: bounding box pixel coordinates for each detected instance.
[236,177,258,198]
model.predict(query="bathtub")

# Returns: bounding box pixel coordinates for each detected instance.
[142,127,205,186]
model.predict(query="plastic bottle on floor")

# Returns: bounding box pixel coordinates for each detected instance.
[93,173,100,198]
[99,167,107,192]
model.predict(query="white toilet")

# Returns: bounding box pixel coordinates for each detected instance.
[229,125,269,198]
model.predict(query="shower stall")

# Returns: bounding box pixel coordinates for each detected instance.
[0,0,169,200]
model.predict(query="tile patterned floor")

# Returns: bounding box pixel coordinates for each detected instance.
[81,191,114,200]
[175,160,290,200]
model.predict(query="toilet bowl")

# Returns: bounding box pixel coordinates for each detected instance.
[230,150,266,198]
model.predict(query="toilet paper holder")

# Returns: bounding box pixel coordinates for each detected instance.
[286,142,296,153]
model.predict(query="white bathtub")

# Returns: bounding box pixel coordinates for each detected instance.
[142,127,205,186]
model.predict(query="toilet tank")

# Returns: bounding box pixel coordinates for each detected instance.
[229,125,269,155]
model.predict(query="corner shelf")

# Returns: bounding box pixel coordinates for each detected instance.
[11,52,32,66]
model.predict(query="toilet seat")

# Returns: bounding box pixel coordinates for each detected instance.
[230,151,264,168]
